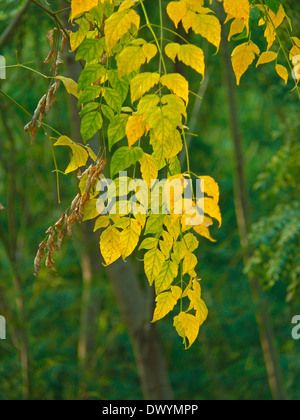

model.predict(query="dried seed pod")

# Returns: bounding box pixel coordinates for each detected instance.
[45,252,57,275]
[67,214,77,238]
[34,241,46,277]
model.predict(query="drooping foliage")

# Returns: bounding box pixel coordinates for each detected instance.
[12,0,300,348]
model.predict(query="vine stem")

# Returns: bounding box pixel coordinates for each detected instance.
[139,0,167,74]
[0,89,62,203]
[158,0,164,75]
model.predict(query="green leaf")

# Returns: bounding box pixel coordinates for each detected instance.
[108,114,129,151]
[80,111,103,143]
[79,102,99,116]
[76,38,105,63]
[78,64,106,91]
[108,70,129,102]
[78,85,102,106]
[104,88,123,113]
[265,0,281,14]
[155,260,179,294]
[110,146,144,178]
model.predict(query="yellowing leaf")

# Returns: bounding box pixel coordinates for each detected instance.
[70,19,90,51]
[119,218,142,260]
[100,226,122,266]
[117,46,146,77]
[71,0,99,21]
[275,64,288,84]
[152,286,182,322]
[155,260,179,294]
[256,51,278,67]
[144,247,166,286]
[182,252,197,275]
[105,9,140,53]
[173,312,201,349]
[139,153,158,188]
[130,73,160,103]
[160,73,189,104]
[83,199,99,222]
[54,136,88,174]
[94,216,110,232]
[222,0,250,23]
[231,41,260,85]
[126,115,146,148]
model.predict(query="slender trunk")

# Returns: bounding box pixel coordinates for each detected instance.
[107,261,173,400]
[219,15,286,400]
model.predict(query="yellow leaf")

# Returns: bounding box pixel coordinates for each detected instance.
[119,218,142,260]
[152,286,182,322]
[182,9,221,51]
[139,153,158,188]
[177,44,205,77]
[221,0,250,23]
[54,136,88,174]
[142,44,158,63]
[119,0,138,12]
[71,0,99,21]
[130,73,160,103]
[100,226,122,266]
[105,9,140,53]
[275,64,288,84]
[126,115,146,148]
[160,73,189,104]
[292,37,300,48]
[173,312,201,348]
[182,252,197,275]
[187,280,208,324]
[231,41,260,85]
[228,18,246,41]
[256,51,278,67]
[167,1,188,28]
[56,76,79,98]
[165,43,181,62]
[198,197,222,227]
[200,176,220,203]
[193,223,216,242]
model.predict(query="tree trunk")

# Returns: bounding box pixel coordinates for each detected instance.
[107,261,173,400]
[219,11,286,401]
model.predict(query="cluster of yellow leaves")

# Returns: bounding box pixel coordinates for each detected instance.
[228,3,297,87]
